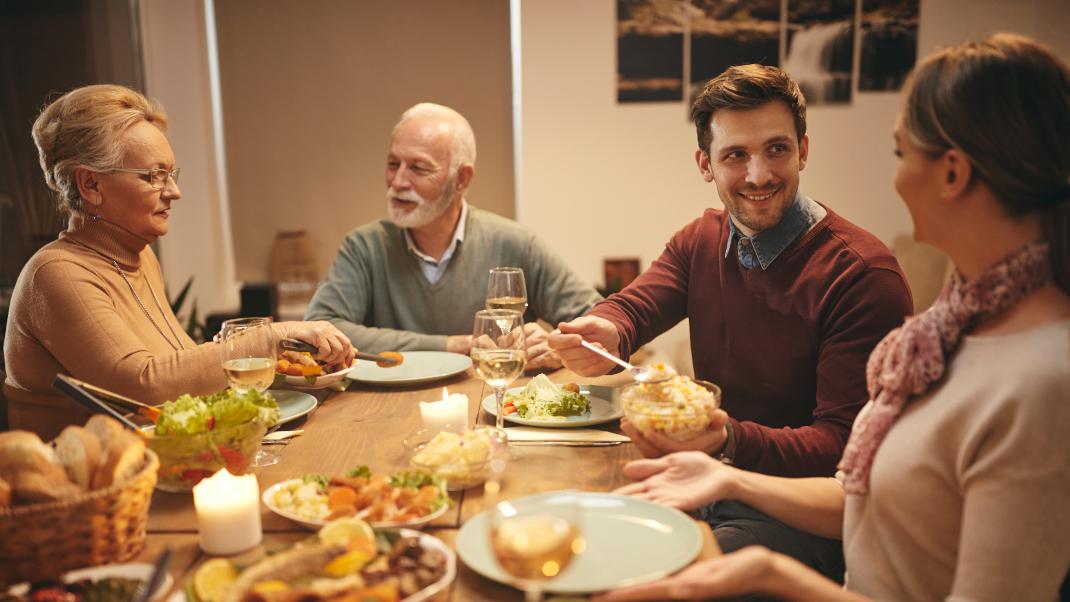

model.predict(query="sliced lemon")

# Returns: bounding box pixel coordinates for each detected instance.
[251,580,290,594]
[193,558,238,602]
[323,549,373,577]
[318,516,375,547]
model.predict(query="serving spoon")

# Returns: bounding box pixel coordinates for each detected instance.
[575,339,670,384]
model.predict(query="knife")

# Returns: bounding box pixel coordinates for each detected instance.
[133,547,172,602]
[508,440,625,447]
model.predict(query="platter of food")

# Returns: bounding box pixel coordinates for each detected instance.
[170,520,455,602]
[5,562,173,601]
[481,375,623,428]
[456,491,702,594]
[274,351,355,390]
[262,466,451,530]
[347,351,470,386]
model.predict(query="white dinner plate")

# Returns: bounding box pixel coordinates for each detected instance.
[8,562,173,600]
[456,491,702,594]
[347,351,470,386]
[482,385,623,427]
[275,361,355,390]
[261,478,450,530]
[270,389,318,425]
[165,529,455,602]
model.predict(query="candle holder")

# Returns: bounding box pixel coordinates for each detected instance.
[192,469,263,555]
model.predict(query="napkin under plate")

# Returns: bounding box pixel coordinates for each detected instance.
[504,427,630,443]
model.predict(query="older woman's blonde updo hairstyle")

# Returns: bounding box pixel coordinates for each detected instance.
[31,84,168,214]
[900,33,1070,292]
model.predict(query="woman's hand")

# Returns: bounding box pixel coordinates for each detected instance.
[592,547,777,601]
[275,321,355,368]
[614,450,738,512]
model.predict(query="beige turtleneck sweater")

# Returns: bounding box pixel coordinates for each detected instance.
[3,214,230,438]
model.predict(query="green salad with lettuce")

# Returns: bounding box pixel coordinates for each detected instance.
[154,388,280,436]
[504,374,590,421]
[150,389,281,491]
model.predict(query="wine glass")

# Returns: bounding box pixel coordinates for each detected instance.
[486,267,528,316]
[490,492,584,602]
[471,309,526,434]
[219,317,279,467]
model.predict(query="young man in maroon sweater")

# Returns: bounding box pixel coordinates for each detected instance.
[549,65,913,581]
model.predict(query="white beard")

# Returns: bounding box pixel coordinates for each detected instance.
[386,179,454,229]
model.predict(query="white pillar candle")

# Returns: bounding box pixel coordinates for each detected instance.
[419,387,469,432]
[193,468,262,555]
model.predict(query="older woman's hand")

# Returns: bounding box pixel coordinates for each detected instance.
[613,450,738,512]
[275,321,355,368]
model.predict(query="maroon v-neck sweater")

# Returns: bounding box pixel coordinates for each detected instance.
[592,206,912,477]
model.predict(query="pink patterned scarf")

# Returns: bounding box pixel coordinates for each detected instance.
[838,240,1053,494]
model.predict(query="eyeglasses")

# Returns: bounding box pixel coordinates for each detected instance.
[105,167,181,189]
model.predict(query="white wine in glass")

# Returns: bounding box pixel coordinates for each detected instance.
[219,317,279,467]
[486,267,528,316]
[471,309,526,433]
[222,357,275,392]
[474,349,526,389]
[490,494,583,602]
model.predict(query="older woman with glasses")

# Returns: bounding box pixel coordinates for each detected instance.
[3,84,354,438]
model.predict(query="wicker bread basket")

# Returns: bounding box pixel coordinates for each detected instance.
[0,449,159,587]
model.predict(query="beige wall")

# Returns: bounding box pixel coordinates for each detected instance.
[213,0,515,283]
[517,0,1070,360]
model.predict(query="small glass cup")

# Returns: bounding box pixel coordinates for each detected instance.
[405,426,507,491]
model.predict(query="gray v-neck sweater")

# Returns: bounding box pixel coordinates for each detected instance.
[305,206,601,352]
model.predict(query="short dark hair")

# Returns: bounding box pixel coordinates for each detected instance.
[691,64,807,154]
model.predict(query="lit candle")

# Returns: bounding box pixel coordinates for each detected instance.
[419,387,469,433]
[192,468,262,555]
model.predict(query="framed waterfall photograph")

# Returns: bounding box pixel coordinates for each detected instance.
[859,0,920,91]
[617,0,686,102]
[688,0,781,99]
[784,0,855,105]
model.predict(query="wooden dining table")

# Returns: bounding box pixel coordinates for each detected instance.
[134,366,684,601]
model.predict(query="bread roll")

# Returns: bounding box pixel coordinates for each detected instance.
[92,430,145,489]
[54,426,102,490]
[0,431,69,486]
[84,414,126,449]
[10,469,83,504]
[0,476,10,508]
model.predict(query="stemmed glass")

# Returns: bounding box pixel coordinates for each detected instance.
[485,267,528,316]
[489,492,584,602]
[471,309,526,434]
[219,317,279,467]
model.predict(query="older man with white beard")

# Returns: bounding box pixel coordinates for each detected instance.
[305,103,600,366]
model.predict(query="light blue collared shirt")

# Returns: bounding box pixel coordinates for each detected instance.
[724,192,827,270]
[404,201,469,284]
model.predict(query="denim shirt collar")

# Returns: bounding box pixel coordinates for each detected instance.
[723,192,826,270]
